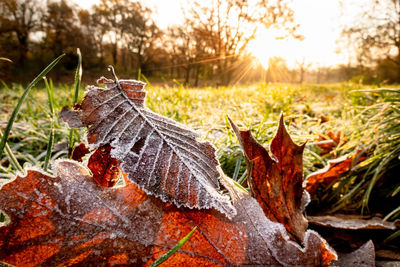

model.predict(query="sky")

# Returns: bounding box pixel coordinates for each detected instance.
[71,0,359,69]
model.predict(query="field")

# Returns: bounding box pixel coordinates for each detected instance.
[1,79,399,220]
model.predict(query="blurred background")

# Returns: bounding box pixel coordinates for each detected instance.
[1,0,399,86]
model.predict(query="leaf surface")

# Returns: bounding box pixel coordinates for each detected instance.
[229,114,308,243]
[60,78,235,217]
[0,161,337,266]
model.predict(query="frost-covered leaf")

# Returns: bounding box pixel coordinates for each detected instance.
[60,77,235,217]
[229,114,308,243]
[0,161,337,266]
[337,240,375,267]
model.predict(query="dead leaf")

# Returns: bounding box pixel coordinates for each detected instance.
[316,131,342,155]
[0,160,337,266]
[229,114,308,243]
[60,77,235,218]
[59,106,83,128]
[320,115,329,123]
[305,151,366,197]
[88,144,122,187]
[375,250,400,261]
[337,240,375,267]
[71,143,89,162]
[308,215,397,230]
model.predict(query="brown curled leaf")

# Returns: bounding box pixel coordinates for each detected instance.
[0,161,337,266]
[229,114,308,243]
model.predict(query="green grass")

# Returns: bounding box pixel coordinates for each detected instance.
[0,76,399,222]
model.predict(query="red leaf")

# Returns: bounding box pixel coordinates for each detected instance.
[88,144,121,187]
[71,143,89,162]
[0,161,337,266]
[229,114,308,243]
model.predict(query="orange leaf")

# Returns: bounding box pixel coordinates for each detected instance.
[316,131,342,155]
[305,151,366,197]
[0,161,337,266]
[229,114,308,243]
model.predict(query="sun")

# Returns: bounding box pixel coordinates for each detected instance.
[248,32,275,69]
[248,28,295,70]
[248,43,272,69]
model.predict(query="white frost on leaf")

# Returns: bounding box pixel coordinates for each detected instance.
[72,80,236,218]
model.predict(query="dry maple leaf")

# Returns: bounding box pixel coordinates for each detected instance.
[228,114,308,243]
[0,160,337,266]
[60,72,235,218]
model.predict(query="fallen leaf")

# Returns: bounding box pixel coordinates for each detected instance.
[71,143,89,162]
[308,215,397,230]
[88,144,122,187]
[305,151,366,197]
[60,77,235,217]
[375,250,400,261]
[229,114,308,243]
[0,160,337,266]
[336,240,375,267]
[320,115,329,123]
[316,131,342,155]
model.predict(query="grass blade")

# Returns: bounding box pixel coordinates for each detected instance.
[384,230,400,244]
[150,226,197,267]
[68,48,82,157]
[140,72,152,88]
[232,153,243,180]
[0,130,22,172]
[43,77,55,172]
[43,128,54,172]
[0,54,65,159]
[73,48,82,104]
[384,205,400,221]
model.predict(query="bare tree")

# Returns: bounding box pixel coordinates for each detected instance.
[183,0,299,85]
[341,0,400,81]
[0,0,44,64]
[93,0,159,73]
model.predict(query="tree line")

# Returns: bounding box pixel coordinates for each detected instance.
[1,0,399,85]
[0,0,298,85]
